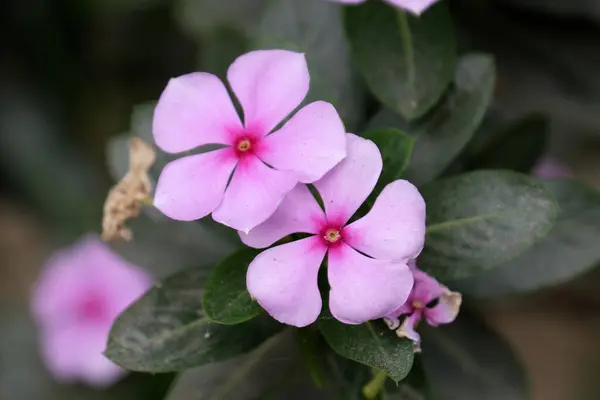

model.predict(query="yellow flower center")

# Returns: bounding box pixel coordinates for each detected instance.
[237,139,251,152]
[323,228,341,243]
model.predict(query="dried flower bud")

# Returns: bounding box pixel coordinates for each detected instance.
[102,137,156,242]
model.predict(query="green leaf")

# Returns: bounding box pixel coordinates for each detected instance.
[455,179,600,296]
[318,316,414,382]
[203,248,261,324]
[105,267,282,373]
[384,358,431,400]
[165,331,329,400]
[462,113,550,173]
[362,128,414,197]
[368,54,496,185]
[419,170,558,280]
[420,312,527,400]
[344,1,456,120]
[254,0,364,129]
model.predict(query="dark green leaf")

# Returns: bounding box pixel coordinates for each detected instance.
[254,0,364,129]
[318,316,414,382]
[456,179,600,296]
[419,170,558,280]
[384,358,431,400]
[345,1,456,120]
[203,248,261,324]
[369,54,496,185]
[165,331,329,400]
[420,312,527,400]
[463,113,550,173]
[198,26,249,79]
[362,128,414,197]
[105,267,282,372]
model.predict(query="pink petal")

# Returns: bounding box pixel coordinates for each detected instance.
[344,180,426,261]
[327,243,413,324]
[247,236,327,327]
[153,73,242,153]
[396,312,421,345]
[412,268,447,305]
[240,184,325,249]
[212,155,298,232]
[227,50,309,134]
[314,134,382,225]
[154,149,238,221]
[257,101,347,183]
[385,0,438,14]
[425,290,462,326]
[532,155,572,179]
[41,324,124,388]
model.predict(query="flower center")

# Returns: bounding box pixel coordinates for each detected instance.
[323,228,341,244]
[237,138,251,152]
[77,293,108,322]
[412,300,424,310]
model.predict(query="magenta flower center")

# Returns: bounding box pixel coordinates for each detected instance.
[237,138,252,152]
[78,294,108,322]
[321,227,343,247]
[412,300,424,309]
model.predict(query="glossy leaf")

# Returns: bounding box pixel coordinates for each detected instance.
[420,312,527,400]
[419,170,558,280]
[165,331,328,400]
[362,128,414,198]
[203,248,261,325]
[318,316,414,383]
[456,179,600,297]
[105,267,282,372]
[369,54,496,185]
[254,0,363,129]
[345,1,456,120]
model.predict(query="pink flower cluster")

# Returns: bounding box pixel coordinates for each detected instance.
[32,48,461,387]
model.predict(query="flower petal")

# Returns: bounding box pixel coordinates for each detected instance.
[41,324,124,387]
[241,184,325,249]
[396,312,422,347]
[412,268,446,305]
[227,50,309,134]
[327,243,413,324]
[425,290,462,326]
[212,155,298,232]
[247,236,327,327]
[344,180,426,261]
[257,101,347,183]
[314,134,382,225]
[385,0,438,15]
[154,149,237,221]
[153,73,242,153]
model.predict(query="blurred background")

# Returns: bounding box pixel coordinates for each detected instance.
[2,0,600,399]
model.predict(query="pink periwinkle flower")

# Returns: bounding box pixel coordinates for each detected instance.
[31,236,152,388]
[532,155,572,179]
[242,134,426,327]
[328,0,439,15]
[384,263,462,351]
[153,49,347,233]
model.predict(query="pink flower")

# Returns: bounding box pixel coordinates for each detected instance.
[242,134,426,327]
[328,0,439,15]
[384,264,462,351]
[31,236,152,388]
[153,49,347,232]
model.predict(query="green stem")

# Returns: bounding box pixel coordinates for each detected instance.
[362,369,388,399]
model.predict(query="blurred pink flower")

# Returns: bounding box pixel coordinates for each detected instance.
[532,155,572,179]
[328,0,439,15]
[384,264,461,351]
[153,49,347,233]
[243,134,426,327]
[31,236,152,388]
